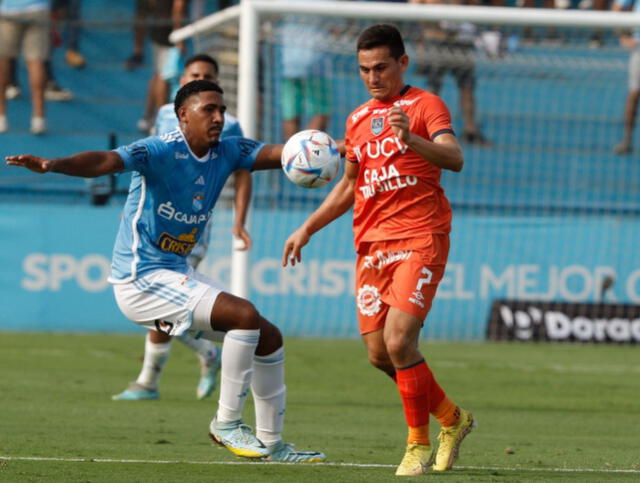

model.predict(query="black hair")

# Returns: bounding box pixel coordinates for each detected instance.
[174,80,224,116]
[184,53,219,76]
[356,24,405,59]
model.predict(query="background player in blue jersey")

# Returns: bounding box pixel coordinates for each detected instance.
[6,80,326,463]
[112,54,251,403]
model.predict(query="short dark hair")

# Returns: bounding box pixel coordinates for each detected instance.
[356,24,405,59]
[185,53,219,76]
[174,80,224,116]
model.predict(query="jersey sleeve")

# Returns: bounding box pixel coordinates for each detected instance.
[114,136,169,175]
[225,137,265,171]
[423,95,455,141]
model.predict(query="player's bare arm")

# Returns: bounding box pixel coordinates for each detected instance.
[232,169,252,250]
[5,151,124,177]
[253,144,284,171]
[282,161,358,267]
[388,106,463,172]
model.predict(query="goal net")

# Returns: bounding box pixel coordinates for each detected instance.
[176,2,640,342]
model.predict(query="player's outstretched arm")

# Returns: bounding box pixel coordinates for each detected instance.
[232,169,252,251]
[5,151,124,178]
[282,160,358,267]
[388,106,463,172]
[252,144,284,171]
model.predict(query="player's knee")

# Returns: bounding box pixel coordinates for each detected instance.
[256,318,283,355]
[368,352,392,373]
[232,300,261,330]
[384,338,411,361]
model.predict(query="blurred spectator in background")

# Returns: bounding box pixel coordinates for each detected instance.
[612,0,640,155]
[279,0,332,140]
[4,0,76,105]
[52,0,86,68]
[127,0,187,133]
[5,57,74,102]
[0,0,51,134]
[411,0,490,145]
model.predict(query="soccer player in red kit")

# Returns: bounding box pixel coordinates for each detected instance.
[282,24,474,475]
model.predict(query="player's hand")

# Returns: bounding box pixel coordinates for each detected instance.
[388,106,411,144]
[5,154,51,173]
[282,227,310,267]
[232,225,252,251]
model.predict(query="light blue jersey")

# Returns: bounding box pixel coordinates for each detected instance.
[154,104,245,266]
[0,0,50,14]
[109,129,263,283]
[155,103,244,138]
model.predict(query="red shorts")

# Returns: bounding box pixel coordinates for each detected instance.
[355,235,449,335]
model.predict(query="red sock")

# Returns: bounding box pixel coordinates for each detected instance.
[396,360,432,428]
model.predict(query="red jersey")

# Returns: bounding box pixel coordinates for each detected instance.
[345,86,455,251]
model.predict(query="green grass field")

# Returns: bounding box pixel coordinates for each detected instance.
[1,332,639,482]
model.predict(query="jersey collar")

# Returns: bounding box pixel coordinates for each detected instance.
[370,85,412,108]
[179,127,213,163]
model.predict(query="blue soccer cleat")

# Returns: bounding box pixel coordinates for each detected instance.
[208,418,269,458]
[111,382,159,401]
[266,441,326,463]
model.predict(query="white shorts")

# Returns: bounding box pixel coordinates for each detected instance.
[113,268,222,337]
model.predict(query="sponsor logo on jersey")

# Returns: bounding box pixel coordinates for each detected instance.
[394,99,417,107]
[409,290,425,308]
[238,138,261,157]
[157,201,211,225]
[354,135,408,161]
[371,117,384,136]
[359,163,419,199]
[192,192,204,212]
[363,249,413,270]
[157,228,198,256]
[175,152,189,159]
[351,106,369,123]
[126,143,150,164]
[195,175,205,185]
[357,284,382,316]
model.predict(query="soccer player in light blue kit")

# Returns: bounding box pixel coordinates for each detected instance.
[112,54,251,402]
[6,80,326,462]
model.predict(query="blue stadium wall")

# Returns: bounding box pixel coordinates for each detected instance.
[2,203,639,340]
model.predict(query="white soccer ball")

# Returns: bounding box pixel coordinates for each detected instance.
[281,130,340,188]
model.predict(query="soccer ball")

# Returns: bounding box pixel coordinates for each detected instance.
[281,130,340,188]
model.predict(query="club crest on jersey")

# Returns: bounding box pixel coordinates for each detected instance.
[192,192,204,212]
[371,117,384,136]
